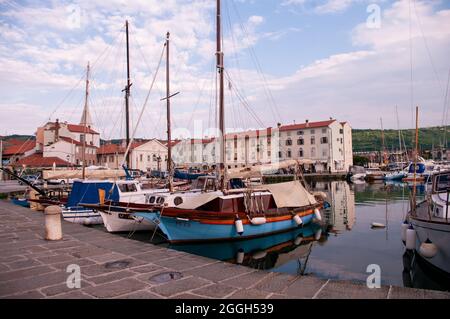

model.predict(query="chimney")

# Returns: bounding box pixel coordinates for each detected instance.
[277,122,281,128]
[305,119,309,127]
[55,119,60,141]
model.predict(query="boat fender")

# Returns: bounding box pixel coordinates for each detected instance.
[236,249,245,264]
[405,225,416,250]
[235,216,244,235]
[293,214,303,226]
[252,250,267,260]
[314,208,322,221]
[401,220,409,242]
[315,228,322,241]
[371,222,385,228]
[294,235,303,246]
[419,238,438,258]
[250,217,267,225]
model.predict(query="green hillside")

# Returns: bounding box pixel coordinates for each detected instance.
[352,126,448,152]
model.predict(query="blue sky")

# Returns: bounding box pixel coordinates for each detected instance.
[0,0,449,139]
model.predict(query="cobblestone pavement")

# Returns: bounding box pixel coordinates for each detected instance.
[0,201,449,299]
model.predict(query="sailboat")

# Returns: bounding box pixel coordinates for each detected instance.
[131,0,325,243]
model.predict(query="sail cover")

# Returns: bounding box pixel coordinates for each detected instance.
[256,180,317,208]
[227,159,314,179]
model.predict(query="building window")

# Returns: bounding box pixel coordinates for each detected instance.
[320,137,328,144]
[286,138,292,146]
[140,154,143,162]
[267,137,271,145]
[267,151,271,157]
[109,155,114,162]
[322,128,327,134]
[278,151,282,158]
[311,147,316,157]
[287,131,291,136]
[297,138,304,145]
[299,149,304,157]
[297,130,304,135]
[311,137,315,145]
[310,129,315,134]
[322,150,327,157]
[148,155,151,162]
[340,129,344,134]
[287,150,292,158]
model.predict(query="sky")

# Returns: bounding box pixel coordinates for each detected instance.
[0,0,449,140]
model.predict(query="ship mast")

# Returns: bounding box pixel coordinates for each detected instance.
[81,62,90,180]
[165,32,173,192]
[216,0,226,190]
[123,20,132,168]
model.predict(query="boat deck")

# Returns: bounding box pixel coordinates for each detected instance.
[1,200,449,299]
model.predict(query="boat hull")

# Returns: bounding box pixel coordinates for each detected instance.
[152,212,316,243]
[99,210,156,233]
[410,216,450,275]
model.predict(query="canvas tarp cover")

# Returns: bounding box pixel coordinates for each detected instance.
[255,180,317,208]
[43,169,125,180]
[177,192,220,210]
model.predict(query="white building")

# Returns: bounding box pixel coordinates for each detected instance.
[131,139,169,172]
[172,119,353,173]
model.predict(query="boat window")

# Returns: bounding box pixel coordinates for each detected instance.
[118,183,138,192]
[157,197,165,204]
[149,196,156,204]
[205,178,215,191]
[195,178,206,190]
[174,197,183,206]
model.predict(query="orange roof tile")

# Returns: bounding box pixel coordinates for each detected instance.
[14,154,72,168]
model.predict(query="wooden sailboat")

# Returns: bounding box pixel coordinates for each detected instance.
[132,0,324,243]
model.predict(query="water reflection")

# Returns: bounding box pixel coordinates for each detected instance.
[167,180,449,291]
[170,223,324,274]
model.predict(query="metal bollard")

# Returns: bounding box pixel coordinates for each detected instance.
[45,205,62,241]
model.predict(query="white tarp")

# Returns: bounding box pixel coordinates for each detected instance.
[227,159,314,179]
[177,192,220,210]
[255,180,317,208]
[43,169,126,180]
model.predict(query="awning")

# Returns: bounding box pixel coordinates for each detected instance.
[255,180,317,208]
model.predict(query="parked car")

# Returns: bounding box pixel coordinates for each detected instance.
[46,178,77,185]
[18,174,43,186]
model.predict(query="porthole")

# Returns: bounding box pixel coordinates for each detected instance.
[174,197,183,206]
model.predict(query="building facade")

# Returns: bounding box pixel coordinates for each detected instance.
[172,119,353,172]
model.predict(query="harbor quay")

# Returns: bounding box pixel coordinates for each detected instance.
[0,200,449,299]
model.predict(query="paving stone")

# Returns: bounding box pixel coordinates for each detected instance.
[0,265,56,282]
[254,273,297,293]
[84,278,148,298]
[87,252,128,263]
[114,290,163,299]
[131,250,180,263]
[6,258,41,270]
[40,280,92,297]
[130,263,163,274]
[152,256,209,271]
[284,276,328,298]
[423,290,450,299]
[220,270,271,288]
[187,262,253,282]
[50,258,96,271]
[227,289,270,299]
[36,253,80,265]
[25,245,49,253]
[68,245,111,258]
[173,293,209,299]
[0,270,67,297]
[150,277,211,297]
[316,280,390,299]
[48,290,94,299]
[192,283,237,298]
[3,290,45,299]
[388,286,425,299]
[0,254,27,264]
[86,270,136,285]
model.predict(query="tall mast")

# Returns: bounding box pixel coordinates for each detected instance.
[412,106,419,213]
[216,0,226,190]
[395,105,402,162]
[82,62,90,180]
[124,20,132,168]
[380,117,386,166]
[165,32,174,192]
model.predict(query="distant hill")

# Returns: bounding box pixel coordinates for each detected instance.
[0,135,35,141]
[352,126,448,152]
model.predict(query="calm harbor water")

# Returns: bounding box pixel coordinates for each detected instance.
[113,180,449,291]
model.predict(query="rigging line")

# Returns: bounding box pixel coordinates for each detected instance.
[121,42,166,166]
[408,0,414,131]
[230,0,282,123]
[224,70,265,127]
[413,0,443,93]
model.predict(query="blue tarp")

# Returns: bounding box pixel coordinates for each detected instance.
[67,181,119,208]
[174,170,207,181]
[408,163,426,174]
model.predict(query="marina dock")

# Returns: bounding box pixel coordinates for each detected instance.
[1,200,449,299]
